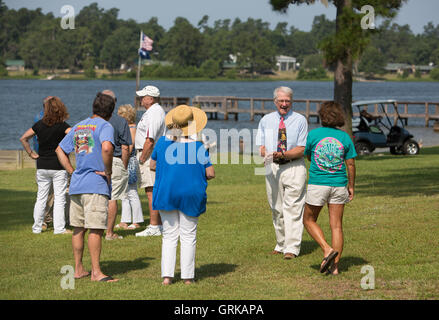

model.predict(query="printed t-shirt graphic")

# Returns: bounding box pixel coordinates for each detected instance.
[74,124,96,154]
[314,137,344,173]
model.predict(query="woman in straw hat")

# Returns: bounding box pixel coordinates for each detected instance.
[150,105,215,285]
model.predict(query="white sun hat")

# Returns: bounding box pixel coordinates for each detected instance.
[136,85,160,97]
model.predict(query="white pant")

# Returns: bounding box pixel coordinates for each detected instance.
[265,160,307,256]
[33,169,68,234]
[159,210,198,280]
[121,183,144,224]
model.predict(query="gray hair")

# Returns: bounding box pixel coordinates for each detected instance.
[273,86,293,100]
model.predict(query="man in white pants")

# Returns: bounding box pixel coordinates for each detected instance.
[255,86,308,260]
[134,85,166,237]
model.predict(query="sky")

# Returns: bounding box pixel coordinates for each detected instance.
[4,0,439,34]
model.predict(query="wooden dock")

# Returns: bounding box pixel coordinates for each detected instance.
[0,151,76,171]
[136,96,439,127]
[2,97,437,170]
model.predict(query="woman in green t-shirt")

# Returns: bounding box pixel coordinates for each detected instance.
[303,101,357,275]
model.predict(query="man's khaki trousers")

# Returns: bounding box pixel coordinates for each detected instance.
[265,159,307,256]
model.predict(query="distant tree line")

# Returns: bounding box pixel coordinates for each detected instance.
[0,1,438,79]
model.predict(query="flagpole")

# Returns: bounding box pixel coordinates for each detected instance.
[135,30,142,107]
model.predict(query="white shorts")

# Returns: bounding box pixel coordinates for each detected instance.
[305,184,349,206]
[136,151,155,188]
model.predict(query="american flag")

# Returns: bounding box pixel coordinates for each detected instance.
[140,33,153,51]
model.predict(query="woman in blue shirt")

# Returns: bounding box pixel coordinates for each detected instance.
[150,105,215,285]
[303,101,357,275]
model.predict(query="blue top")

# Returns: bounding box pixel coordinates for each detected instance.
[59,117,115,196]
[304,127,357,187]
[151,136,212,217]
[108,113,132,158]
[255,109,308,152]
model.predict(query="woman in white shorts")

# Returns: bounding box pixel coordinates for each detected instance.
[303,101,357,275]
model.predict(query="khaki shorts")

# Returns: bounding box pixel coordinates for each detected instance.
[70,194,109,229]
[136,151,155,188]
[305,184,349,206]
[111,157,128,200]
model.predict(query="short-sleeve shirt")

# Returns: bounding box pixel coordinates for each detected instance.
[151,136,212,217]
[255,110,308,152]
[304,127,357,187]
[59,117,114,196]
[135,103,166,150]
[32,120,70,170]
[108,113,132,157]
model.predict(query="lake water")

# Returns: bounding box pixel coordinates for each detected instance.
[1,79,438,150]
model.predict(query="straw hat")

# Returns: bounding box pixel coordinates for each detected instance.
[165,105,207,136]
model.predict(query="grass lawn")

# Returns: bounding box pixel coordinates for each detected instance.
[1,147,438,300]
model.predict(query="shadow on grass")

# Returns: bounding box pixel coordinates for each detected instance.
[300,240,320,256]
[356,167,439,197]
[310,255,368,273]
[101,256,154,276]
[0,188,36,229]
[174,263,238,281]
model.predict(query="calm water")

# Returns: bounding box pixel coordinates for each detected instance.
[1,79,438,150]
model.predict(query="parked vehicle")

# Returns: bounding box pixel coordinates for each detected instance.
[351,100,420,155]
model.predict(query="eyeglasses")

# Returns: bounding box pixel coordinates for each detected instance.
[276,99,291,104]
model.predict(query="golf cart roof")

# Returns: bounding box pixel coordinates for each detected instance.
[352,99,397,106]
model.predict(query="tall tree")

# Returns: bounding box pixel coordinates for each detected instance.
[230,18,276,74]
[161,17,205,67]
[269,0,407,136]
[100,27,138,73]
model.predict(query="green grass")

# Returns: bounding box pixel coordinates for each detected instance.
[1,148,439,300]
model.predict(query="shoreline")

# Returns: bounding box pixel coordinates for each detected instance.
[1,76,439,83]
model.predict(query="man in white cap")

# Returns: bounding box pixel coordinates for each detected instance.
[134,85,166,237]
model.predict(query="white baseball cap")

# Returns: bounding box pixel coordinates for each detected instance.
[136,85,160,97]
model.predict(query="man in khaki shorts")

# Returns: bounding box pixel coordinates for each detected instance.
[134,85,166,237]
[102,90,132,240]
[56,91,118,282]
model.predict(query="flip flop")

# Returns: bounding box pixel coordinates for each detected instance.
[98,276,117,282]
[319,251,338,273]
[127,224,140,230]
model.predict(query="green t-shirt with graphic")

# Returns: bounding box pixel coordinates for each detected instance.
[304,127,357,187]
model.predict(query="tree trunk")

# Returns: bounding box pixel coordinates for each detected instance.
[334,0,353,138]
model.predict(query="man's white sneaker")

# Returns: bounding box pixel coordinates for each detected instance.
[135,225,162,237]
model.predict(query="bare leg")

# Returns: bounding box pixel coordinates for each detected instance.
[72,227,89,278]
[146,187,161,226]
[88,229,118,282]
[106,200,120,237]
[303,204,335,265]
[328,203,345,275]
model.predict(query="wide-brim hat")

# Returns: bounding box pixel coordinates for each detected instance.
[136,85,160,97]
[165,105,207,136]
